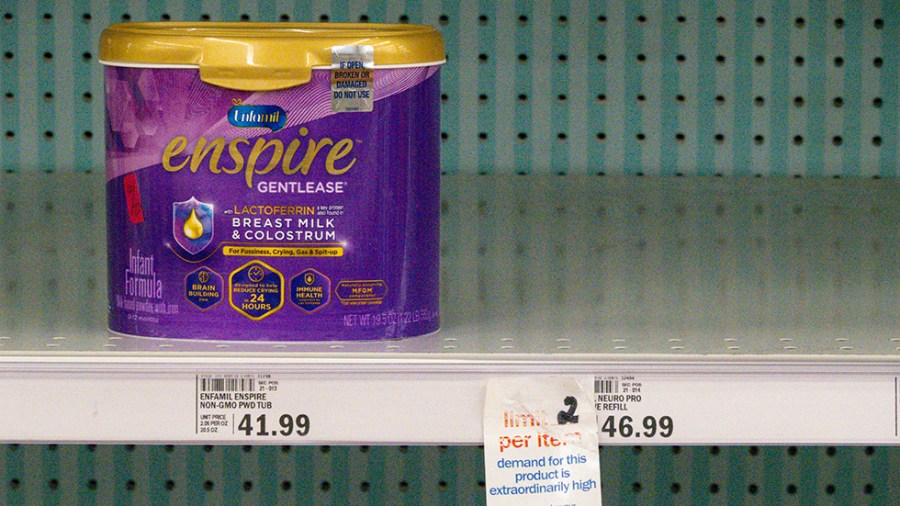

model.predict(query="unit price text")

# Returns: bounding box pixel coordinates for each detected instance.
[601,415,673,439]
[238,413,311,437]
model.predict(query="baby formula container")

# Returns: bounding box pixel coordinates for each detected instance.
[100,23,444,340]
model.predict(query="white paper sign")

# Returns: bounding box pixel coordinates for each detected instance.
[484,376,602,506]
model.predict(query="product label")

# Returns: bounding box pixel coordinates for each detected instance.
[105,64,441,340]
[484,377,602,506]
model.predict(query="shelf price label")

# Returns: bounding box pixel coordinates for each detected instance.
[594,373,900,445]
[196,374,310,440]
[483,376,602,506]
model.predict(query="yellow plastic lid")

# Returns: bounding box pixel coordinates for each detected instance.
[99,22,445,91]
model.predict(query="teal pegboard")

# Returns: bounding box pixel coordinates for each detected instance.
[0,0,896,176]
[3,445,900,505]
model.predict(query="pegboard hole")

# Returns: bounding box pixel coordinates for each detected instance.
[398,14,410,24]
[161,13,172,21]
[754,96,765,107]
[873,97,883,108]
[243,481,253,491]
[874,18,884,29]
[200,14,211,21]
[795,17,806,28]
[320,481,331,492]
[319,14,330,22]
[281,481,292,491]
[834,18,845,29]
[834,56,844,67]
[716,16,726,25]
[872,136,882,147]
[597,15,608,24]
[478,15,488,26]
[83,92,93,103]
[794,56,805,66]
[873,57,883,69]
[3,51,13,61]
[438,14,449,26]
[82,52,92,62]
[794,96,805,107]
[3,92,13,101]
[557,15,568,25]
[793,135,804,146]
[203,480,214,491]
[126,480,136,491]
[833,97,844,108]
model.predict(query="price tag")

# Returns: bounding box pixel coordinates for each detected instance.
[483,376,602,506]
[593,373,900,444]
[195,374,310,440]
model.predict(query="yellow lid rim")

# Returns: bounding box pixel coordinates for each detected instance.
[98,59,447,69]
[99,22,445,90]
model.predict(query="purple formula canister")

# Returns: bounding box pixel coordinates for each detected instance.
[99,23,444,341]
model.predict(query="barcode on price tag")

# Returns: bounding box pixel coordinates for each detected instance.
[200,377,256,392]
[595,378,619,394]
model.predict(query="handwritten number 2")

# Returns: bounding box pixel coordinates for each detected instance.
[557,396,579,424]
